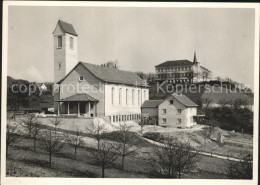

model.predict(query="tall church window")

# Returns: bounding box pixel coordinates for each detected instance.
[126,89,128,104]
[112,87,114,105]
[58,36,62,48]
[119,88,122,105]
[132,89,134,104]
[70,37,74,49]
[138,90,140,105]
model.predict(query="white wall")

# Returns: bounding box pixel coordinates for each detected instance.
[104,84,149,117]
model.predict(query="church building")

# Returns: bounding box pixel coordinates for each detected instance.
[53,20,149,122]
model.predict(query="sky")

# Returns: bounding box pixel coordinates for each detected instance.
[7,6,255,89]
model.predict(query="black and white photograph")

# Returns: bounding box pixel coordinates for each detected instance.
[1,1,259,185]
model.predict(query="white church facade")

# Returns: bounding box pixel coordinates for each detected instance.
[53,20,149,122]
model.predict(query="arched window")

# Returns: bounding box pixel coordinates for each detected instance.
[111,87,114,105]
[70,37,74,49]
[119,88,122,105]
[58,36,62,48]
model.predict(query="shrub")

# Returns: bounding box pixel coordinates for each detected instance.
[142,132,164,142]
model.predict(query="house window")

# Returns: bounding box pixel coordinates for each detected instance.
[170,100,174,104]
[79,76,84,81]
[119,88,122,105]
[177,119,182,124]
[162,118,166,124]
[58,63,61,70]
[57,36,62,48]
[90,103,94,109]
[162,109,166,114]
[126,89,128,104]
[113,116,115,122]
[177,109,182,115]
[70,37,74,49]
[91,114,93,117]
[111,87,114,105]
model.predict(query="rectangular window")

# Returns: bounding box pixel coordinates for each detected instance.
[177,109,182,114]
[58,36,62,48]
[58,63,61,70]
[144,90,146,100]
[170,100,174,104]
[119,88,122,105]
[177,119,182,124]
[90,103,94,109]
[70,37,74,49]
[162,109,166,114]
[113,116,115,122]
[162,118,166,124]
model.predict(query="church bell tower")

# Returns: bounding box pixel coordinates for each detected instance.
[53,20,78,83]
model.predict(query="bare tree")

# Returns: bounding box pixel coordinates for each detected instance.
[86,140,121,178]
[149,137,197,178]
[226,153,252,179]
[49,117,63,132]
[218,99,229,108]
[6,120,23,157]
[202,98,213,112]
[230,98,248,110]
[86,119,107,150]
[40,128,64,167]
[64,128,83,159]
[116,122,140,170]
[30,123,42,152]
[18,114,37,138]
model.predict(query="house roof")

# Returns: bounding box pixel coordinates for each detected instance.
[57,93,99,102]
[155,60,194,67]
[57,62,147,87]
[141,100,164,108]
[171,94,198,107]
[56,20,78,36]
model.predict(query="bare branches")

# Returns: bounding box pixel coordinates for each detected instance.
[64,127,83,159]
[149,137,197,178]
[6,120,23,157]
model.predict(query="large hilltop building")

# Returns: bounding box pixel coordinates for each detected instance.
[53,20,149,122]
[155,53,212,84]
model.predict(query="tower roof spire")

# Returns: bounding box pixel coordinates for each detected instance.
[193,51,198,63]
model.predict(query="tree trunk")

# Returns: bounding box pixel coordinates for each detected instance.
[33,138,36,152]
[178,171,181,179]
[6,145,8,158]
[49,151,52,167]
[74,146,77,158]
[121,155,125,171]
[101,165,105,178]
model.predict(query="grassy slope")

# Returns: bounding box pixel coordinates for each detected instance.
[6,135,229,179]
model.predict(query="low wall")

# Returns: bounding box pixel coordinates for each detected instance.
[14,115,112,133]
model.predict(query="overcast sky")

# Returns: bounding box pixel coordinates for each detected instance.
[7,6,255,89]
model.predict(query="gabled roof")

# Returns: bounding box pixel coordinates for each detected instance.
[57,94,98,102]
[171,94,198,107]
[54,20,78,36]
[57,62,147,87]
[141,100,164,108]
[155,60,194,67]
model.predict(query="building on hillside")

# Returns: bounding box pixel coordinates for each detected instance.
[141,94,198,128]
[155,52,212,83]
[53,20,149,122]
[141,100,163,124]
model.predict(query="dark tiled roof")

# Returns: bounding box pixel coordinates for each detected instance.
[81,62,146,86]
[172,94,198,107]
[141,100,163,108]
[58,94,99,102]
[155,60,194,67]
[58,20,78,36]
